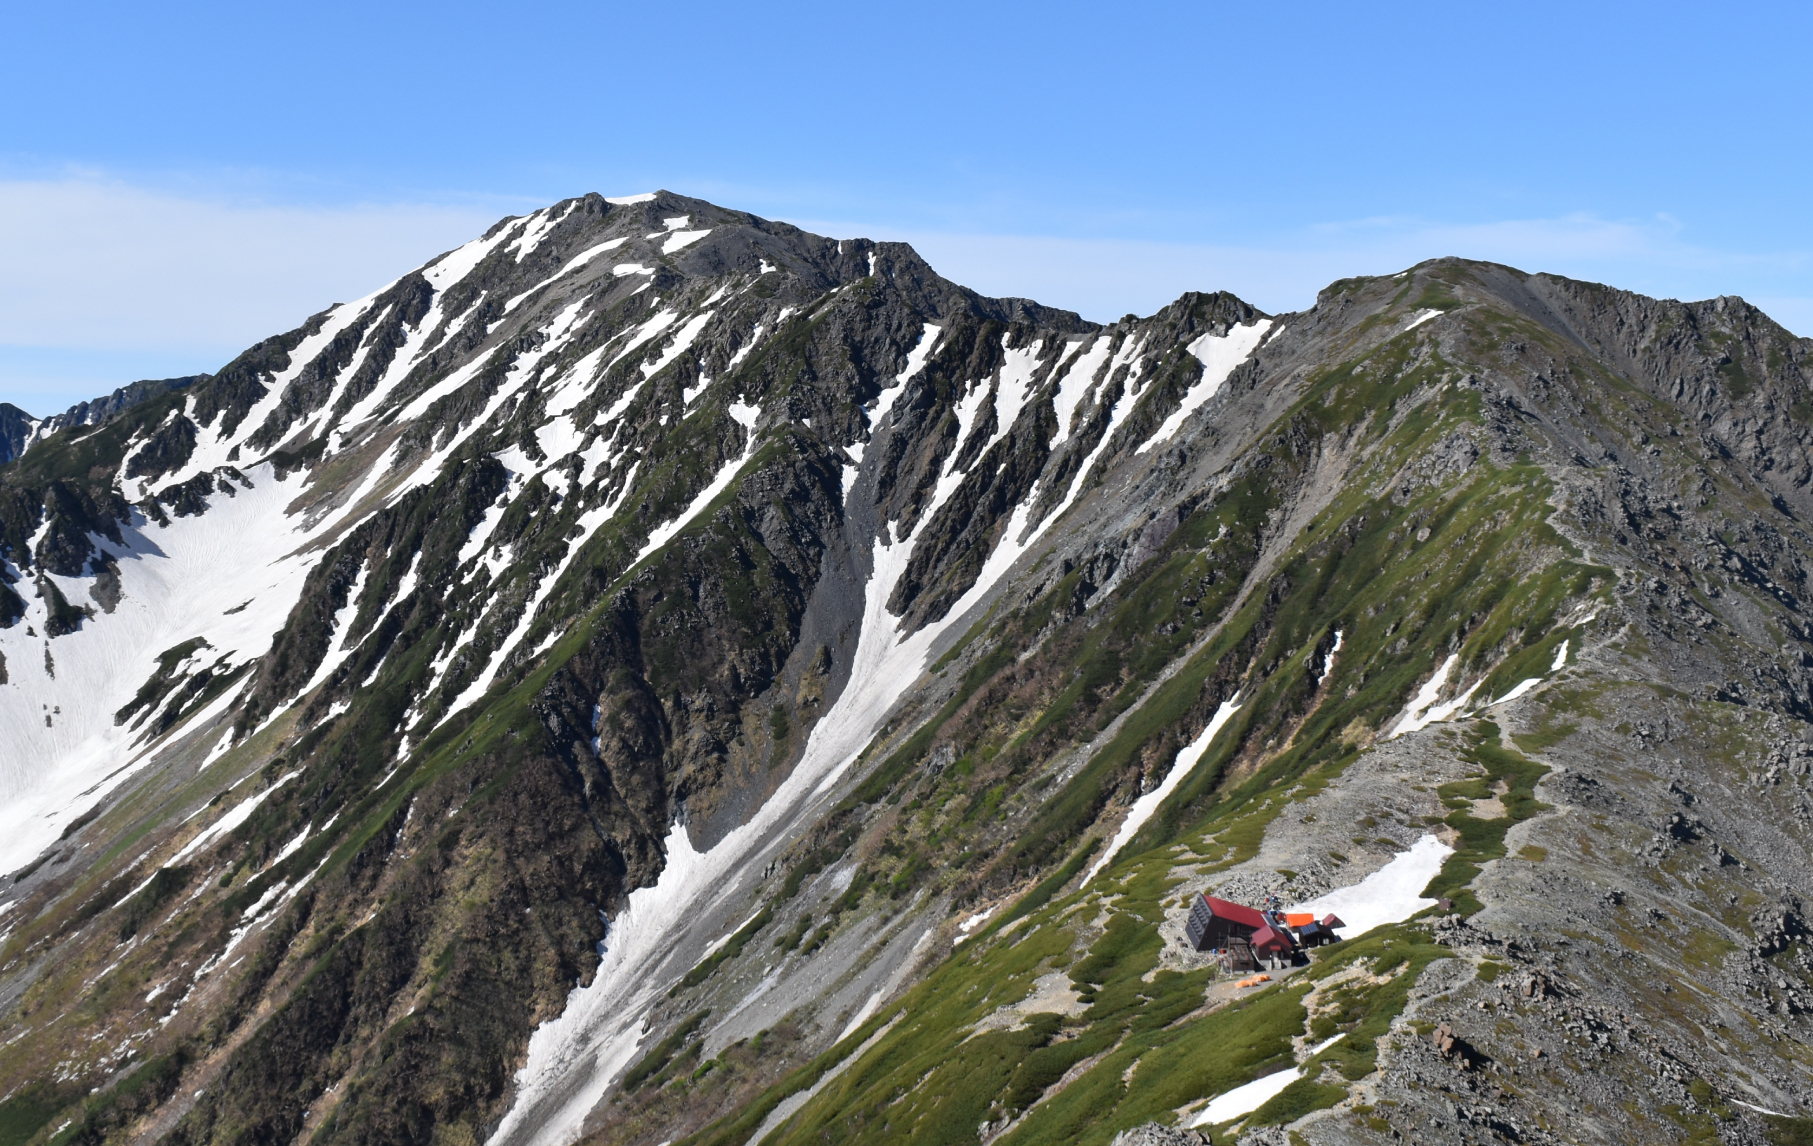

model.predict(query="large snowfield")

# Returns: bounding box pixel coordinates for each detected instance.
[0,465,341,875]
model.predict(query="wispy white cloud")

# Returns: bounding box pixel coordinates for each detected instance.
[3,184,1807,416]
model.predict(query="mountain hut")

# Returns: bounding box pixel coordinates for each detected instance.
[1249,923,1296,967]
[1185,894,1268,952]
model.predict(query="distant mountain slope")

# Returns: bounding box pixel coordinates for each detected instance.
[1,192,1811,1146]
[0,376,204,463]
[0,403,31,464]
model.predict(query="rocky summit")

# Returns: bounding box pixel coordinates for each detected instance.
[1,191,1812,1146]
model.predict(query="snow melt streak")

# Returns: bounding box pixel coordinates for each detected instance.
[489,366,1068,1146]
[1137,319,1272,454]
[1084,697,1242,884]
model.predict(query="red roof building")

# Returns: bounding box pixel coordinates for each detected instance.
[1185,894,1269,951]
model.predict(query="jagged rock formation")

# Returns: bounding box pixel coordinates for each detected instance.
[2,192,1812,1146]
[0,377,204,463]
[0,405,33,466]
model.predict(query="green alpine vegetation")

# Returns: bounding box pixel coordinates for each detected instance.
[1,195,1811,1146]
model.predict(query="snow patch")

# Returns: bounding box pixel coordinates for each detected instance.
[972,334,1043,461]
[1489,678,1543,707]
[951,905,996,944]
[868,323,940,430]
[1085,697,1242,884]
[442,484,638,721]
[724,320,772,375]
[639,311,715,380]
[0,457,389,874]
[661,230,711,255]
[1487,636,1570,709]
[1189,1035,1346,1127]
[632,428,757,567]
[1047,336,1110,450]
[506,203,578,263]
[169,771,299,867]
[1286,835,1453,936]
[603,310,679,376]
[1137,318,1273,454]
[554,237,628,278]
[490,361,1073,1146]
[1389,654,1480,738]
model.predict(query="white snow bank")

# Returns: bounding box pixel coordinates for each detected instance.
[661,230,711,255]
[507,203,577,263]
[603,309,679,375]
[640,311,715,380]
[605,192,656,205]
[0,459,385,875]
[1488,677,1542,707]
[1486,636,1572,709]
[848,324,941,483]
[1389,654,1480,738]
[1404,309,1443,331]
[1020,336,1144,535]
[1085,697,1242,885]
[974,334,1043,460]
[554,237,628,279]
[1137,318,1272,454]
[868,323,940,429]
[1189,1035,1345,1127]
[1286,835,1453,936]
[1046,336,1110,451]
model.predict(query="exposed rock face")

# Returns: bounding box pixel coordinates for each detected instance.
[2,194,1813,1146]
[0,404,31,465]
[0,376,204,463]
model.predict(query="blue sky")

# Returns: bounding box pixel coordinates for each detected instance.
[2,0,1810,413]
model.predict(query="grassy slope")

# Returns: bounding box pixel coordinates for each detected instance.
[653,301,1611,1146]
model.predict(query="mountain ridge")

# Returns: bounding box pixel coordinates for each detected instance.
[1,191,1811,1146]
[0,377,206,465]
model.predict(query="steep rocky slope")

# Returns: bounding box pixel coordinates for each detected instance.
[2,192,1812,1146]
[0,378,204,464]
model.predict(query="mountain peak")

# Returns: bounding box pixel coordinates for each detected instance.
[2,195,1812,1146]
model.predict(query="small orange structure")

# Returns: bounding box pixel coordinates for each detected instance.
[1236,974,1272,988]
